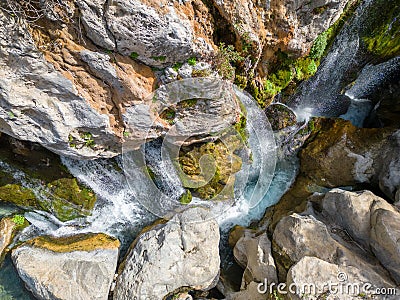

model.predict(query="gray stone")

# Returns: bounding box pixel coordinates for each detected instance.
[0,10,119,159]
[113,207,220,300]
[11,234,120,300]
[287,256,398,300]
[233,230,277,288]
[370,208,400,284]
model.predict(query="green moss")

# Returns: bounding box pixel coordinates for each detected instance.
[24,233,120,253]
[44,178,97,221]
[160,108,176,125]
[234,75,248,89]
[172,62,183,71]
[178,99,198,108]
[179,190,192,205]
[130,52,139,59]
[0,184,38,207]
[363,5,400,58]
[151,55,167,62]
[11,214,25,226]
[177,134,243,200]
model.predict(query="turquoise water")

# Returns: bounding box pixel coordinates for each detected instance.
[0,255,35,300]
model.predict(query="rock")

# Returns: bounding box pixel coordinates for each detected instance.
[0,10,122,159]
[113,207,220,300]
[321,189,395,247]
[376,130,400,201]
[233,230,277,288]
[370,208,400,284]
[264,103,297,131]
[272,213,394,282]
[225,281,266,300]
[0,217,18,262]
[287,256,397,300]
[213,0,350,62]
[12,233,120,300]
[80,0,214,67]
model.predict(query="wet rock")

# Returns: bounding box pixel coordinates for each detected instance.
[0,217,18,262]
[12,233,120,300]
[265,103,297,131]
[113,207,220,300]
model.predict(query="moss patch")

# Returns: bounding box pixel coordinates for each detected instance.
[0,184,38,207]
[177,133,243,200]
[24,233,120,253]
[362,2,400,58]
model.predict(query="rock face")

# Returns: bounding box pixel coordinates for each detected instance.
[0,216,18,262]
[12,233,120,300]
[269,189,400,299]
[113,207,220,300]
[212,0,350,64]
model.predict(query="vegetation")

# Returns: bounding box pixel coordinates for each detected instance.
[151,55,167,62]
[178,99,197,108]
[172,62,183,71]
[216,42,244,80]
[187,57,197,66]
[179,190,192,205]
[130,52,139,59]
[11,214,26,226]
[363,2,400,58]
[160,108,176,125]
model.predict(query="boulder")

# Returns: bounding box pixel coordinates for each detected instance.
[264,104,297,131]
[12,233,120,300]
[287,256,398,300]
[272,213,394,282]
[233,230,277,288]
[370,208,400,284]
[113,207,220,300]
[321,189,395,247]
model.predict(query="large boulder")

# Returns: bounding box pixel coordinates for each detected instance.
[287,256,398,300]
[321,189,395,247]
[233,230,277,289]
[113,207,220,300]
[12,233,120,300]
[272,212,394,283]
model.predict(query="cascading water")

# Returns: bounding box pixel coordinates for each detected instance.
[288,0,399,126]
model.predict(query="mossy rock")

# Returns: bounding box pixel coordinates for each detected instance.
[265,103,297,131]
[0,184,39,207]
[0,134,97,221]
[177,133,243,201]
[23,233,120,253]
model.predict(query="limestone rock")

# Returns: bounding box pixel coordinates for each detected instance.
[265,103,297,131]
[370,208,400,284]
[321,189,395,247]
[12,233,120,300]
[113,207,220,300]
[233,230,277,288]
[287,256,398,300]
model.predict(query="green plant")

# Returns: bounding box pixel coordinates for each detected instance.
[187,57,197,66]
[123,131,130,137]
[151,55,167,62]
[172,62,183,71]
[179,190,192,204]
[80,132,95,148]
[7,111,15,118]
[130,52,139,59]
[12,214,25,226]
[179,99,198,108]
[216,42,244,80]
[309,31,328,59]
